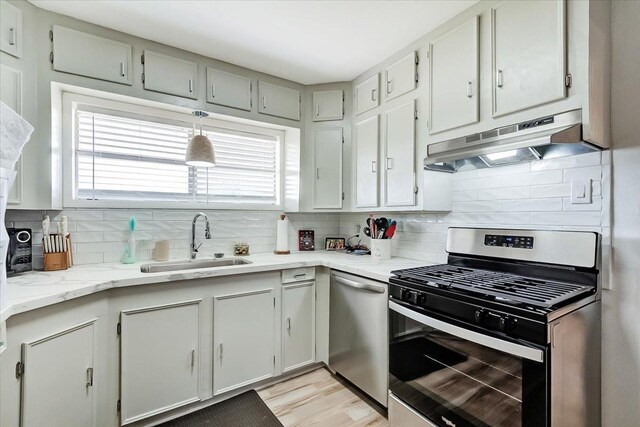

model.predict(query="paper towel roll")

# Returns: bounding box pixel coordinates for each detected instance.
[275,214,290,254]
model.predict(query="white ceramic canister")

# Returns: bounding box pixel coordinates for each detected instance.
[370,239,391,261]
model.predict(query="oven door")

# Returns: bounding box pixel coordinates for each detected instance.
[389,300,548,427]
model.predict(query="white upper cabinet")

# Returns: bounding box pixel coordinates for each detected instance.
[355,74,380,115]
[312,89,343,121]
[120,301,200,424]
[142,50,198,99]
[385,51,418,101]
[354,115,379,208]
[52,26,132,85]
[258,81,300,121]
[429,16,480,134]
[0,1,22,58]
[206,67,252,111]
[313,127,343,209]
[213,289,275,395]
[282,282,316,372]
[20,319,97,427]
[385,101,416,207]
[1,64,22,204]
[492,0,567,117]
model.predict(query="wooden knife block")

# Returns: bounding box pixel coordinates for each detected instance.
[43,235,73,271]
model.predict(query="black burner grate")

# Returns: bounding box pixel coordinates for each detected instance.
[393,264,592,308]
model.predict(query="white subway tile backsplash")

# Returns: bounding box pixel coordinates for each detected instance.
[563,166,602,182]
[452,190,478,202]
[477,163,530,177]
[563,196,603,211]
[502,198,563,212]
[477,186,530,200]
[454,200,503,212]
[530,183,572,198]
[530,211,601,226]
[531,151,601,172]
[503,170,563,187]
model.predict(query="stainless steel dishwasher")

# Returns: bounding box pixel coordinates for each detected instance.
[329,271,388,407]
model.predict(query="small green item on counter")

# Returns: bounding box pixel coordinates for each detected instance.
[121,216,137,264]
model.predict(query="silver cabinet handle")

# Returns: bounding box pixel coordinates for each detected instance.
[219,343,223,360]
[316,168,320,180]
[86,367,94,387]
[386,157,393,170]
[211,84,216,97]
[390,301,543,362]
[286,317,291,332]
[9,27,15,46]
[293,273,306,278]
[371,161,377,173]
[496,69,504,88]
[334,275,385,293]
[188,79,193,93]
[120,62,126,77]
[316,104,320,117]
[191,349,196,367]
[371,88,376,101]
[387,80,392,94]
[467,81,473,98]
[262,96,267,109]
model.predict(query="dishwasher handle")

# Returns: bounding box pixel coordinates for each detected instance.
[333,275,385,293]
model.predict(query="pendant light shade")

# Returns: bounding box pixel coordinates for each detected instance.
[186,111,216,167]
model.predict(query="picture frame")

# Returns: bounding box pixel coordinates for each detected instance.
[325,237,346,251]
[298,230,315,251]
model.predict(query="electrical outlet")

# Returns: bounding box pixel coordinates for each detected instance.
[571,179,592,204]
[355,224,361,235]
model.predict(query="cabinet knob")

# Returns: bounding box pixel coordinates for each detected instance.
[9,27,16,46]
[496,69,504,88]
[86,367,94,387]
[188,79,193,93]
[191,349,195,368]
[211,84,216,97]
[287,317,291,332]
[262,96,267,109]
[386,157,393,170]
[371,161,377,173]
[371,88,377,101]
[120,62,126,77]
[316,168,320,180]
[387,80,392,94]
[467,81,473,98]
[316,104,320,117]
[219,343,223,360]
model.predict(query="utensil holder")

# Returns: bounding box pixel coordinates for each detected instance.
[370,239,391,261]
[43,235,73,271]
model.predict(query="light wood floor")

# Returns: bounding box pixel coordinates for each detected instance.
[258,367,389,427]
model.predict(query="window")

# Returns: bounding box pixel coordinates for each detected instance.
[68,97,284,207]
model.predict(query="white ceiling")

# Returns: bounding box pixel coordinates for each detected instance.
[29,0,477,85]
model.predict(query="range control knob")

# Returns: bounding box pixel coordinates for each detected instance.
[499,316,517,333]
[474,309,487,325]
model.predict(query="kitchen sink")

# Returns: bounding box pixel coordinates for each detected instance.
[140,258,252,273]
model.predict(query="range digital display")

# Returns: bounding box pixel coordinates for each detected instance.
[484,234,534,249]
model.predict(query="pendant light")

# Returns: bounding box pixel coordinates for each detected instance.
[185,111,216,167]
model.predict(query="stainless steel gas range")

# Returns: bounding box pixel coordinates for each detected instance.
[388,227,601,427]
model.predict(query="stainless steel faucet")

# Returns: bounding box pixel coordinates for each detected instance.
[190,212,211,259]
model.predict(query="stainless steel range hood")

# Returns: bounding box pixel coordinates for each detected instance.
[424,110,603,173]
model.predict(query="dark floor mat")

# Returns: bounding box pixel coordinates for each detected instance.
[160,389,283,427]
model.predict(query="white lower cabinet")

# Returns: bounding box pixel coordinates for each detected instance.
[19,319,97,427]
[120,300,201,425]
[213,289,275,395]
[282,282,315,372]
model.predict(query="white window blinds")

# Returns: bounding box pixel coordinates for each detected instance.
[74,106,280,205]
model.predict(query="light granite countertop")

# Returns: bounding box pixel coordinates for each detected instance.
[2,252,431,323]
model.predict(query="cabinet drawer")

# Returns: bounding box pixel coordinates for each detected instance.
[385,51,417,101]
[355,74,380,115]
[0,1,22,58]
[143,50,197,99]
[206,67,252,111]
[312,90,343,121]
[258,81,300,121]
[52,25,132,85]
[282,267,315,284]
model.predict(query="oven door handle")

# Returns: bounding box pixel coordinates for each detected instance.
[389,300,544,363]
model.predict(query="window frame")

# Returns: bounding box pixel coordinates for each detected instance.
[62,92,287,210]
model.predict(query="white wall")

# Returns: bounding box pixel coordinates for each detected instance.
[5,210,339,267]
[604,1,640,424]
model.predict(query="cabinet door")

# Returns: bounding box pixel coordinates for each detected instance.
[282,282,315,372]
[429,16,479,134]
[492,0,566,116]
[0,0,22,58]
[385,101,416,207]
[52,25,132,85]
[0,64,22,204]
[354,116,379,208]
[143,50,197,99]
[206,68,251,111]
[213,289,274,395]
[120,300,200,424]
[313,127,343,209]
[385,51,417,101]
[312,90,343,121]
[258,81,300,120]
[21,319,97,427]
[355,74,380,115]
